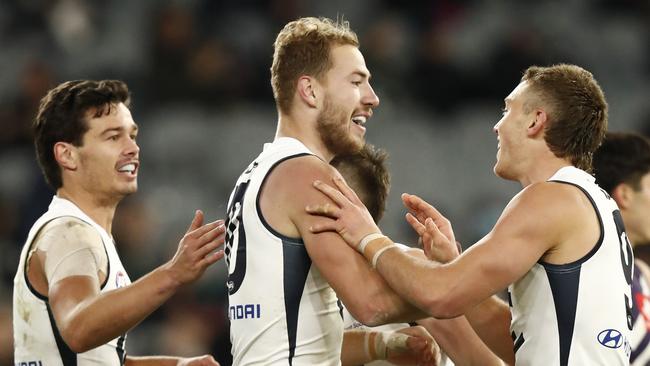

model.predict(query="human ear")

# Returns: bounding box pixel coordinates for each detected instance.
[297,76,319,108]
[54,142,78,171]
[527,109,547,137]
[612,184,633,210]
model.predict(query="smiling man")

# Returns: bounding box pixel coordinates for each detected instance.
[13,80,225,366]
[306,64,631,365]
[224,17,427,365]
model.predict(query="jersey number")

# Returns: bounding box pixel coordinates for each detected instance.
[225,162,257,295]
[613,209,634,330]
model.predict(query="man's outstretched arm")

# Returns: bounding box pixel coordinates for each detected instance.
[43,211,225,352]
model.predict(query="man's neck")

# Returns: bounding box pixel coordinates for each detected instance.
[517,153,573,187]
[275,114,334,162]
[56,188,118,234]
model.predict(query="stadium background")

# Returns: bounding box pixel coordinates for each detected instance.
[0,0,648,364]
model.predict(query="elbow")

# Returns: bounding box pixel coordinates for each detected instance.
[423,292,464,320]
[60,323,95,353]
[63,335,90,354]
[346,299,390,327]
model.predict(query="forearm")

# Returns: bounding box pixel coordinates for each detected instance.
[61,264,180,351]
[341,330,373,366]
[418,316,504,366]
[464,296,514,364]
[359,279,430,326]
[365,238,457,318]
[125,355,180,366]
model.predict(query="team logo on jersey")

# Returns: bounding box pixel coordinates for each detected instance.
[597,329,623,348]
[115,271,129,288]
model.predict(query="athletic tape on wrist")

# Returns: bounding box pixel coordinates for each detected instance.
[358,233,385,253]
[385,332,410,353]
[372,245,397,268]
[365,331,410,360]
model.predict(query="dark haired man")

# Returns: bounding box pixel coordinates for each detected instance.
[13,80,225,366]
[593,131,650,365]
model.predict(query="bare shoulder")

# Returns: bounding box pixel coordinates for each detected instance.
[509,181,590,216]
[263,154,339,202]
[259,154,340,236]
[494,182,592,245]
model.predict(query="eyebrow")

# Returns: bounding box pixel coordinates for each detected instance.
[352,70,371,80]
[100,123,139,136]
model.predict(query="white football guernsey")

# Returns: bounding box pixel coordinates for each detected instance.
[225,137,343,365]
[13,196,131,366]
[509,166,632,365]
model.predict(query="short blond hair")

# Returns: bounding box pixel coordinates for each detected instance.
[271,17,359,114]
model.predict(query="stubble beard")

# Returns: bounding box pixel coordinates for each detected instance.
[316,96,363,158]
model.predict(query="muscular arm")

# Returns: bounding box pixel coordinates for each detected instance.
[39,212,225,353]
[309,180,596,358]
[401,249,507,365]
[260,156,426,326]
[462,296,513,364]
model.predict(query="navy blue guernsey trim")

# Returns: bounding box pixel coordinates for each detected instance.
[632,263,642,325]
[116,334,126,365]
[545,265,581,366]
[513,332,525,354]
[46,302,77,366]
[630,331,650,363]
[540,180,603,365]
[256,153,312,244]
[541,181,604,270]
[337,299,344,320]
[282,239,312,365]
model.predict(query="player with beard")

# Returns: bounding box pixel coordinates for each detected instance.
[307,65,630,365]
[224,17,429,366]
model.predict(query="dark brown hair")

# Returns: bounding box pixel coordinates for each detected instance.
[522,64,608,172]
[593,132,650,194]
[331,144,390,222]
[34,80,130,189]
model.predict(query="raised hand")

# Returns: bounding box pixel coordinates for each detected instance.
[386,325,441,366]
[178,355,220,366]
[166,210,226,285]
[402,193,458,263]
[306,177,381,250]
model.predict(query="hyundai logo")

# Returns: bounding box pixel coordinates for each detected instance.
[597,329,623,349]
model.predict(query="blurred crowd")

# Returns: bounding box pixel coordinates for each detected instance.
[1,0,649,364]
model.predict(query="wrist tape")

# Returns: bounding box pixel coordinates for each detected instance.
[364,331,410,360]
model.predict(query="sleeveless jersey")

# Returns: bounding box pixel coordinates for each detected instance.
[225,137,343,365]
[13,196,131,366]
[508,166,632,365]
[631,260,650,365]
